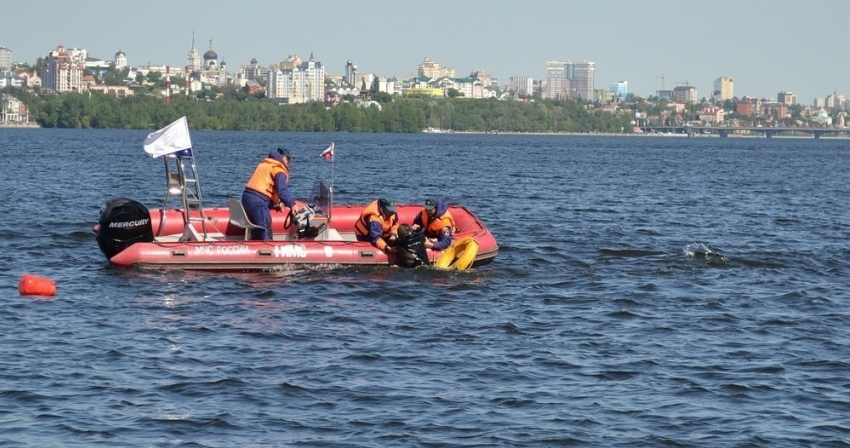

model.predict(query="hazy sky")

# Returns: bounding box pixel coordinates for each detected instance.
[3,0,847,104]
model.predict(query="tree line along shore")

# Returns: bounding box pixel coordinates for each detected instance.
[2,86,632,134]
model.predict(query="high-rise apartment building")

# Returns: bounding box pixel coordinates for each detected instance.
[301,54,324,100]
[510,76,534,97]
[673,85,698,104]
[0,46,12,71]
[41,45,85,93]
[777,91,797,106]
[571,61,595,100]
[267,54,325,103]
[713,76,733,101]
[824,92,846,111]
[545,61,568,100]
[609,81,628,98]
[418,57,454,79]
[544,60,595,101]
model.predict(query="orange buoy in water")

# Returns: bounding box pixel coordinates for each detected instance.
[19,274,57,296]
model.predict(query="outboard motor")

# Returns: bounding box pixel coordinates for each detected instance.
[95,197,154,260]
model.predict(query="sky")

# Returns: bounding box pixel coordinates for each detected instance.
[3,0,848,104]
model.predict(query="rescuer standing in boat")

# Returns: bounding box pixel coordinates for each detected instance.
[354,198,399,253]
[242,148,297,241]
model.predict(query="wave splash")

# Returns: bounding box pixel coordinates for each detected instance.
[683,242,728,262]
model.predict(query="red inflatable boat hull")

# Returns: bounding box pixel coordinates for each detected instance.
[104,204,498,270]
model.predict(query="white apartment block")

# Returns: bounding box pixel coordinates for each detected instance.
[510,76,534,97]
[713,77,734,101]
[0,46,12,71]
[267,55,325,103]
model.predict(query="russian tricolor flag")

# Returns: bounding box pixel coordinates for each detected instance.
[321,143,334,161]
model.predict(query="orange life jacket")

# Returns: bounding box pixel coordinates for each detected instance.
[245,158,290,203]
[354,200,399,250]
[421,208,455,238]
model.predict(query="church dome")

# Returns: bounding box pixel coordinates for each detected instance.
[115,49,126,58]
[203,40,218,61]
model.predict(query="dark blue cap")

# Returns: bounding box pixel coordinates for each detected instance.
[379,198,396,212]
[277,147,291,158]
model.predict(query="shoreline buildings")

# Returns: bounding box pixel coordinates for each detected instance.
[6,36,847,121]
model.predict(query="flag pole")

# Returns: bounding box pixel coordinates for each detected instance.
[328,143,335,223]
[320,142,335,222]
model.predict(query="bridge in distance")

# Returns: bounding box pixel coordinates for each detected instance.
[642,125,850,139]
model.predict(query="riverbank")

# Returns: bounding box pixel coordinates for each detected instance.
[0,122,40,128]
[450,130,850,139]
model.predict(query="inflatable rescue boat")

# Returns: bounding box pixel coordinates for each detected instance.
[93,117,498,271]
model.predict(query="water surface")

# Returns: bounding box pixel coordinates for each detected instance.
[1,129,849,446]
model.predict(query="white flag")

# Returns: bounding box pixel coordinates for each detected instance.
[143,116,193,158]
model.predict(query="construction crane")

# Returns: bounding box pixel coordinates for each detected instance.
[655,74,665,91]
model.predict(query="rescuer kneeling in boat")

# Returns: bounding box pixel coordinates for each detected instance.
[411,197,455,250]
[242,147,297,241]
[354,198,399,253]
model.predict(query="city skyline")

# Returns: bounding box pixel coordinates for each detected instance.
[2,0,847,104]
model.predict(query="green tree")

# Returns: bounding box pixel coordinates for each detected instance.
[372,91,392,104]
[332,102,362,132]
[146,71,163,85]
[103,66,130,86]
[13,84,630,134]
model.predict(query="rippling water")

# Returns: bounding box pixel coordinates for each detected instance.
[2,129,849,446]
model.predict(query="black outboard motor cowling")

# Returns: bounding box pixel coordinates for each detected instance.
[95,197,154,260]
